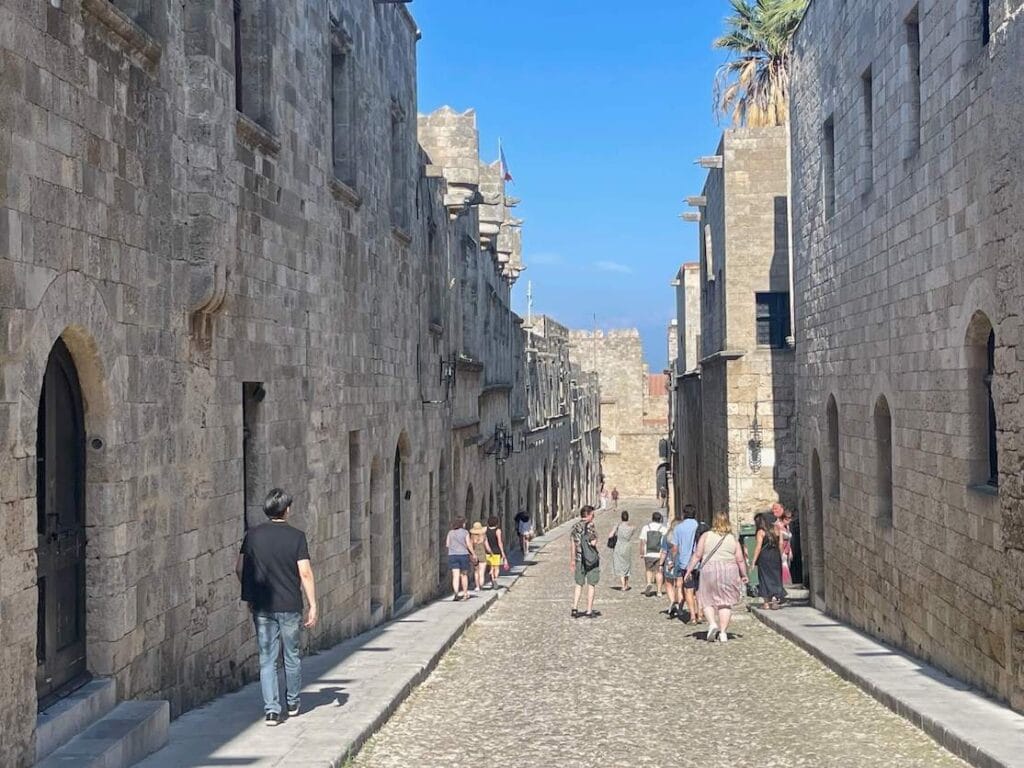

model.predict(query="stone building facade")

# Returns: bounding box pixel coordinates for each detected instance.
[670,262,701,515]
[791,0,1024,712]
[568,329,666,498]
[673,129,798,525]
[0,1,599,764]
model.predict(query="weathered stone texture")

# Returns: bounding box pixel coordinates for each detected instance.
[791,0,1024,712]
[568,329,667,498]
[0,2,599,765]
[674,129,797,525]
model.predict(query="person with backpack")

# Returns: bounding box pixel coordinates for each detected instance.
[639,511,667,596]
[484,515,508,589]
[570,505,600,618]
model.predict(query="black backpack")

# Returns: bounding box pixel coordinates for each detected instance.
[580,530,600,571]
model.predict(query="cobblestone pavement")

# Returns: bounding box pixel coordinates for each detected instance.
[353,500,964,768]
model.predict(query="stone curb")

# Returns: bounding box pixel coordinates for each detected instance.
[752,606,1023,768]
[334,516,577,766]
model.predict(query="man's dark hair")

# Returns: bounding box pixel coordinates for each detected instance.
[621,510,629,522]
[683,504,697,520]
[487,515,499,527]
[264,488,292,519]
[652,511,663,523]
[580,505,595,518]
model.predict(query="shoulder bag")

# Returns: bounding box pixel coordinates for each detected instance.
[607,523,620,550]
[692,533,729,579]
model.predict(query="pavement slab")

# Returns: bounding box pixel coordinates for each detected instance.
[753,605,1024,768]
[353,500,967,768]
[136,519,571,768]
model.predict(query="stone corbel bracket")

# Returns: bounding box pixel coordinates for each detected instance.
[189,262,229,341]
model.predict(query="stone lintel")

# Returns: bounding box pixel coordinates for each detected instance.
[82,0,162,70]
[700,349,746,365]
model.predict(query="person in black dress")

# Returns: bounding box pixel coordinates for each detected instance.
[750,511,785,609]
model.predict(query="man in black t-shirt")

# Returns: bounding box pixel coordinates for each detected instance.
[236,488,317,726]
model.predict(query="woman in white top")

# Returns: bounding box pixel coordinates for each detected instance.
[684,512,748,643]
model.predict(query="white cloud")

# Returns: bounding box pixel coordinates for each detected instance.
[593,260,633,274]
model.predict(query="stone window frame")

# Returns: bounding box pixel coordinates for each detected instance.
[873,395,894,527]
[330,20,358,192]
[900,5,922,161]
[858,66,874,196]
[233,0,276,135]
[965,311,998,489]
[822,115,837,221]
[826,394,841,499]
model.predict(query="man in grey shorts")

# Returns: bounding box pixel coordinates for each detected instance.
[570,505,600,619]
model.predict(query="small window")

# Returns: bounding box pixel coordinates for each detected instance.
[755,292,791,348]
[903,8,922,159]
[234,0,274,131]
[827,395,840,498]
[860,68,874,193]
[966,313,998,487]
[390,103,408,230]
[874,396,893,525]
[349,431,362,544]
[242,382,267,532]
[822,116,836,220]
[981,0,991,46]
[704,225,714,282]
[986,330,997,483]
[330,25,356,187]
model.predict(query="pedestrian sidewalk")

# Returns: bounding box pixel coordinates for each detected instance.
[754,605,1024,768]
[137,519,577,768]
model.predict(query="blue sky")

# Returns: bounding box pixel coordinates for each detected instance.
[414,1,730,369]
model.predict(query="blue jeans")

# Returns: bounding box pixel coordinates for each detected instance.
[253,611,302,714]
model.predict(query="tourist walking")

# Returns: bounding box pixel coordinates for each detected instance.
[751,511,785,608]
[608,509,636,591]
[667,506,699,622]
[639,511,667,596]
[445,517,474,601]
[659,515,681,616]
[611,486,619,509]
[469,521,488,592]
[515,510,535,556]
[684,512,748,643]
[656,463,669,509]
[236,488,317,725]
[484,516,508,589]
[570,505,600,618]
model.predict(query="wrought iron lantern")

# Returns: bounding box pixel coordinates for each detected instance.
[748,401,763,472]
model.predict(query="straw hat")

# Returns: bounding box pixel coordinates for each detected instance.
[469,522,486,535]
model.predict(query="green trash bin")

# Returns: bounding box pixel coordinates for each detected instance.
[739,523,759,592]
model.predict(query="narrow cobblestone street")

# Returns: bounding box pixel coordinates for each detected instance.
[353,500,963,768]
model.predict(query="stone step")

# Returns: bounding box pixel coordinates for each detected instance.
[35,700,169,768]
[36,678,118,763]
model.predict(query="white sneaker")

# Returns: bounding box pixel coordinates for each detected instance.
[718,632,729,643]
[706,627,718,642]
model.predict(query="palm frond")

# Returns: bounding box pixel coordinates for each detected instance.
[711,0,808,127]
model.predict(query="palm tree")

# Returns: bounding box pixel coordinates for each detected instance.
[713,0,809,127]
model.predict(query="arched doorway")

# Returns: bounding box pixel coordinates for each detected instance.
[392,445,404,604]
[811,450,825,601]
[37,338,88,702]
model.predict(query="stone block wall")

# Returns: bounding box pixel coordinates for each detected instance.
[0,2,599,764]
[673,129,796,526]
[791,0,1023,711]
[568,329,666,497]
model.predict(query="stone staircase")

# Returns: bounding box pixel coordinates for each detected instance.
[35,678,168,768]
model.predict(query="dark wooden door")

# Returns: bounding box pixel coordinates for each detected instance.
[36,339,88,704]
[392,448,403,602]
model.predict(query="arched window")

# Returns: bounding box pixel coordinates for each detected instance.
[874,396,893,524]
[966,313,998,487]
[826,395,840,499]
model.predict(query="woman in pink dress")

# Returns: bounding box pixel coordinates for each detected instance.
[684,512,749,643]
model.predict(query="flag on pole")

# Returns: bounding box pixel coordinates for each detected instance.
[499,139,514,183]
